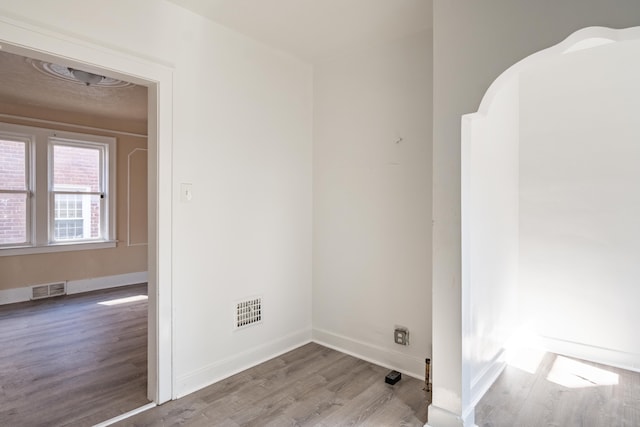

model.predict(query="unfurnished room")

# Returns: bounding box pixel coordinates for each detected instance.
[0,1,639,427]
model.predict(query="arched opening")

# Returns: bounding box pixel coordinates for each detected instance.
[462,25,640,414]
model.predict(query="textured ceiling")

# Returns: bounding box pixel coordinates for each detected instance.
[167,0,432,63]
[0,50,147,125]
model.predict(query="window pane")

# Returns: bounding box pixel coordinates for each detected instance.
[53,193,101,241]
[0,193,27,244]
[0,139,26,191]
[53,145,100,192]
[54,219,84,240]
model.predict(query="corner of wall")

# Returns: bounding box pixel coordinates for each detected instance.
[537,335,640,374]
[312,328,424,380]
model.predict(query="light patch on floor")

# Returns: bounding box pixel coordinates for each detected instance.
[507,346,546,375]
[98,295,148,306]
[546,355,619,388]
[505,324,546,374]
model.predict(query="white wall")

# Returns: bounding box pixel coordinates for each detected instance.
[462,76,519,407]
[313,30,432,377]
[519,40,640,370]
[430,2,640,426]
[0,0,313,398]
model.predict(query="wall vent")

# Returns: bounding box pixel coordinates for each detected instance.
[235,297,262,330]
[31,282,66,300]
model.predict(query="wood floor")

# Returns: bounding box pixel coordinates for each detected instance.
[476,350,640,427]
[0,284,149,427]
[11,283,635,426]
[117,342,430,427]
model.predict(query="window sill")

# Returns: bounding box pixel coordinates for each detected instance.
[0,241,117,257]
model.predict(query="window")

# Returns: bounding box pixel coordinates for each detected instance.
[54,193,86,240]
[0,122,116,256]
[0,135,32,246]
[50,140,105,243]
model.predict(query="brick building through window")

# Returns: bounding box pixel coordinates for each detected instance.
[0,122,115,254]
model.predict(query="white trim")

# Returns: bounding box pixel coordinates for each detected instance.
[312,327,424,380]
[0,112,147,138]
[452,25,640,427]
[0,129,34,247]
[175,328,312,398]
[0,271,147,305]
[66,271,148,295]
[0,240,116,257]
[538,335,640,374]
[48,133,116,244]
[93,402,156,427]
[469,349,507,409]
[0,286,31,305]
[425,405,477,427]
[0,13,174,404]
[127,148,148,247]
[0,121,117,249]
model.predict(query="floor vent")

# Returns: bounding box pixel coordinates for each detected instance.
[31,282,67,300]
[235,297,262,330]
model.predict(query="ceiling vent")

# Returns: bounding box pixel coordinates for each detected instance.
[31,282,66,300]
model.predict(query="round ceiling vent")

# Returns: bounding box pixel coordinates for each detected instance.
[27,58,136,88]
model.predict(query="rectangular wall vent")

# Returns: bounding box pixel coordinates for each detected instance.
[235,297,262,330]
[31,282,67,300]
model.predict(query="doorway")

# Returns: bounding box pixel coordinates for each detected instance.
[0,15,174,418]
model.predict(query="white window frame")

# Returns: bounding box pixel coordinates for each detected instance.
[49,138,110,244]
[0,131,34,247]
[0,122,116,256]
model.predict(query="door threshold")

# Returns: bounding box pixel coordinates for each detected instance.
[93,402,156,427]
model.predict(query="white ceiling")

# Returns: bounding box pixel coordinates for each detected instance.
[167,0,432,63]
[0,1,430,124]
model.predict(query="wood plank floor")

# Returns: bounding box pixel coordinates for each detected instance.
[476,351,640,427]
[117,342,430,427]
[0,284,149,427]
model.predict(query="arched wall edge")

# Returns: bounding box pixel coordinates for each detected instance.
[459,24,640,421]
[472,26,640,119]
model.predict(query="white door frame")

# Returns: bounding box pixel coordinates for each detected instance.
[0,15,174,403]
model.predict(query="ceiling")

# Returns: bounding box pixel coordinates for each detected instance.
[0,1,430,124]
[0,50,147,127]
[167,0,432,63]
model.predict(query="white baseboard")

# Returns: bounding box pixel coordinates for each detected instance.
[538,335,640,373]
[469,349,507,408]
[312,327,425,380]
[0,271,148,305]
[0,286,32,305]
[426,403,477,427]
[66,271,148,295]
[175,328,312,398]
